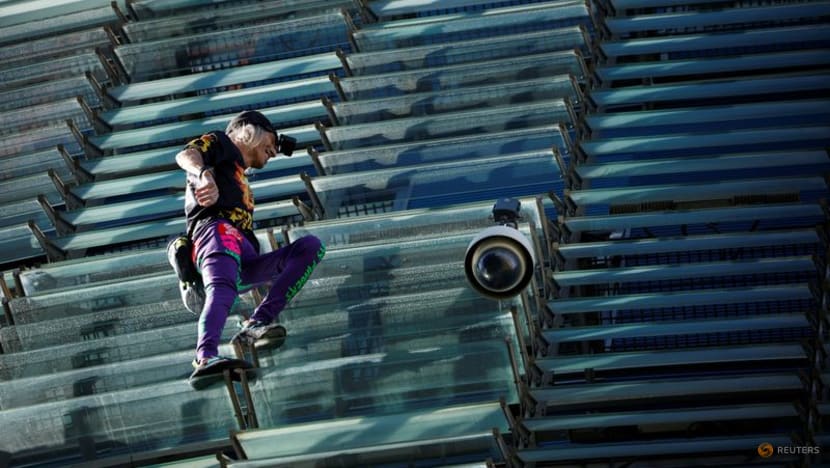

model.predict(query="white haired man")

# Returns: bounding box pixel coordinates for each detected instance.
[175,110,325,389]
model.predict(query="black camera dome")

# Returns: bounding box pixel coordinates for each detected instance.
[473,245,523,292]
[464,225,535,300]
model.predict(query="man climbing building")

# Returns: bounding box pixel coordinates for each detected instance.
[173,110,325,389]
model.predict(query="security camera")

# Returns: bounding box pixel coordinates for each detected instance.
[464,198,536,300]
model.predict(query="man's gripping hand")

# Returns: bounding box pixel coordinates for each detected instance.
[195,170,219,207]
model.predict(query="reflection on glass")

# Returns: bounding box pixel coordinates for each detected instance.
[334,76,574,124]
[291,196,542,250]
[348,26,585,75]
[116,12,349,81]
[0,53,104,92]
[126,1,354,41]
[319,126,560,174]
[354,4,588,51]
[312,151,561,215]
[341,53,578,100]
[0,28,109,71]
[325,99,568,150]
[0,76,99,113]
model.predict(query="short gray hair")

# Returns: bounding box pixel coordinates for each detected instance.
[226,122,269,148]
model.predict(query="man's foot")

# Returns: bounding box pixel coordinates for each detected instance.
[231,319,286,347]
[180,281,205,316]
[188,355,253,390]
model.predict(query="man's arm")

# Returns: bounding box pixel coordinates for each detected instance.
[176,147,219,207]
[176,147,208,177]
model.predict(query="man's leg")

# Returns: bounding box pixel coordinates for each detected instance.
[239,235,325,324]
[192,221,245,360]
[196,253,239,360]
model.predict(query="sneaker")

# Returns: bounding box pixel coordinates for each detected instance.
[231,319,286,347]
[180,281,205,315]
[188,355,253,390]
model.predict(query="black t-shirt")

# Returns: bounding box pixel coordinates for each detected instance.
[184,131,255,235]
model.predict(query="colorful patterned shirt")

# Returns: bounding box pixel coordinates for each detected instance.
[184,131,255,234]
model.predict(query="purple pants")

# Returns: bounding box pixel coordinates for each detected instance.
[192,219,325,360]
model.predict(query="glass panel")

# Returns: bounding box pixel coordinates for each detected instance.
[130,0,307,19]
[18,249,168,296]
[369,0,549,18]
[597,50,830,85]
[563,203,825,235]
[0,330,511,460]
[252,200,301,229]
[290,196,543,250]
[77,154,311,201]
[0,378,240,460]
[89,101,327,149]
[553,256,814,288]
[0,173,61,205]
[0,52,104,92]
[0,0,114,28]
[587,155,830,190]
[90,112,318,152]
[101,77,334,127]
[319,125,562,174]
[62,194,186,229]
[0,6,117,47]
[19,228,281,297]
[335,76,574,124]
[0,225,44,265]
[75,172,184,201]
[587,100,830,139]
[2,298,200,354]
[347,26,585,74]
[252,313,518,425]
[0,348,191,408]
[125,1,353,42]
[360,0,583,30]
[341,50,579,100]
[0,124,81,159]
[354,2,588,51]
[0,98,90,137]
[51,216,281,256]
[583,127,830,161]
[82,145,181,178]
[312,151,561,214]
[0,76,98,113]
[591,75,829,110]
[605,2,830,37]
[1,247,522,459]
[601,24,830,59]
[282,230,522,313]
[551,284,811,316]
[0,28,109,71]
[0,148,72,183]
[241,435,499,467]
[556,229,820,261]
[325,99,568,150]
[54,218,186,251]
[569,176,827,207]
[114,12,349,82]
[236,401,507,459]
[108,52,341,104]
[9,273,184,325]
[62,174,302,231]
[0,199,52,230]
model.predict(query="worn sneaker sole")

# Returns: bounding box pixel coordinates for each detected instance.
[256,324,287,349]
[231,324,287,349]
[188,358,254,391]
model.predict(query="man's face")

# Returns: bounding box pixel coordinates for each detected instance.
[248,132,277,169]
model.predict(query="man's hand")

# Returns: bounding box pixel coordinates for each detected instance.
[195,171,219,207]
